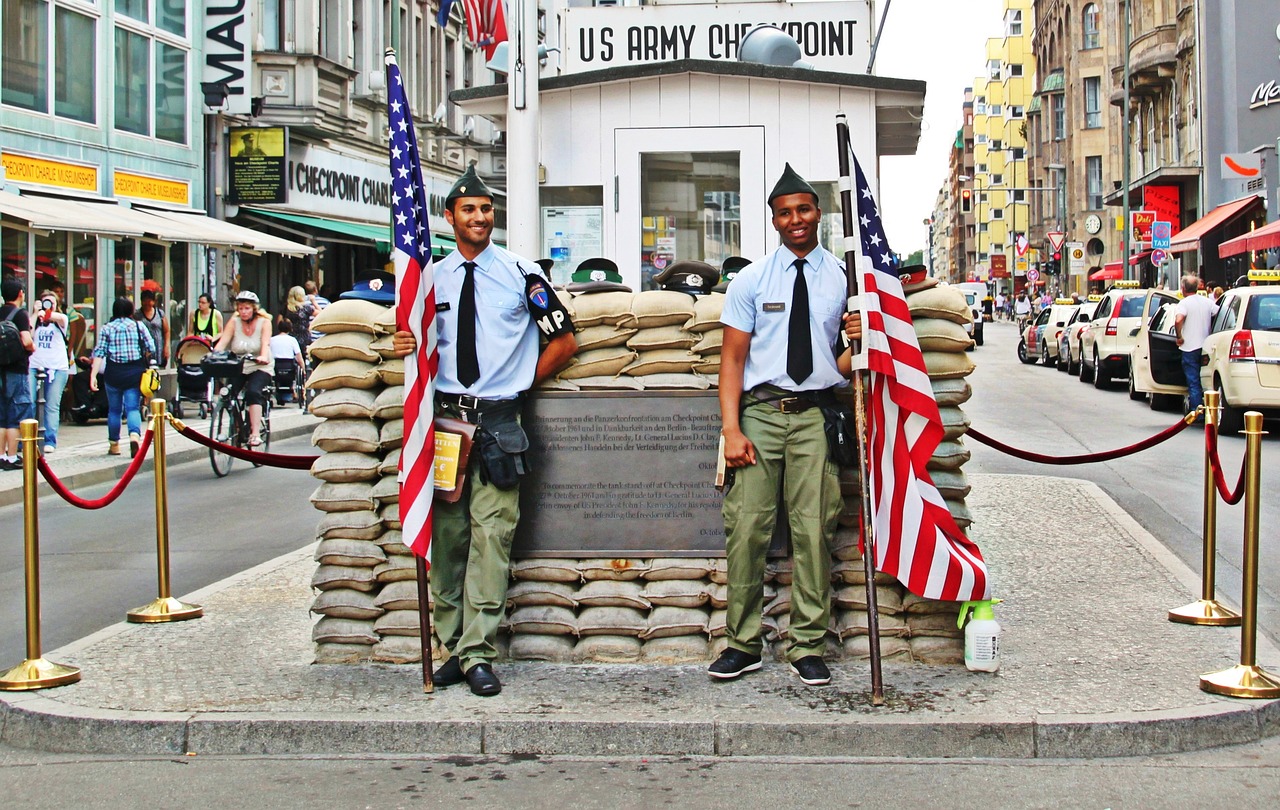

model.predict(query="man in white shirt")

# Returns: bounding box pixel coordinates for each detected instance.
[1174,274,1219,419]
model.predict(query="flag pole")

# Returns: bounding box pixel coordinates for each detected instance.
[835,112,885,705]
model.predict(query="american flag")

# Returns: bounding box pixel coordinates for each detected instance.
[387,52,438,560]
[438,0,508,60]
[851,151,991,602]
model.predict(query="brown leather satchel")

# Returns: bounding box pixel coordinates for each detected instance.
[432,416,476,503]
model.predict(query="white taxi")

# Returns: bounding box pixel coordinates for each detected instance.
[1127,292,1187,411]
[1200,285,1280,433]
[1041,299,1080,367]
[1080,281,1176,389]
[1057,298,1099,375]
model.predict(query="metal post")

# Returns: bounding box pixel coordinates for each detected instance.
[1121,0,1132,282]
[127,400,203,623]
[0,420,81,690]
[1200,412,1280,698]
[1169,390,1240,625]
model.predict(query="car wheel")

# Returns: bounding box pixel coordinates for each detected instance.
[975,327,984,347]
[1057,345,1070,372]
[1018,339,1035,364]
[1215,377,1244,434]
[1092,351,1109,389]
[1149,392,1172,411]
[1079,348,1095,383]
[1127,370,1145,401]
[1041,341,1056,368]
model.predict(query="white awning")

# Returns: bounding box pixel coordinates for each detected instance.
[0,192,144,239]
[148,210,317,256]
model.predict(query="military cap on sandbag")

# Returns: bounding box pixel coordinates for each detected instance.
[897,264,939,294]
[712,256,752,293]
[768,162,818,206]
[444,165,494,208]
[566,257,632,294]
[340,270,397,304]
[653,260,718,295]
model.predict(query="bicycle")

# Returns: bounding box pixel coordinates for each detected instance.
[202,353,273,478]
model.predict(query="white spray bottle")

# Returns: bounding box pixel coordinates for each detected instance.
[957,599,1002,672]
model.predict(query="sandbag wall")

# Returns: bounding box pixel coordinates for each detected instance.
[303,290,972,666]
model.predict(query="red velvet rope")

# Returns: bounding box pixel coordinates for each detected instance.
[967,415,1192,465]
[174,422,319,470]
[1205,427,1247,505]
[37,430,155,510]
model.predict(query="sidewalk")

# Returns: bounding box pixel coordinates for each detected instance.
[1,459,1277,759]
[0,403,321,508]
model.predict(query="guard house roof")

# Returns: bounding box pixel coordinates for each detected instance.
[451,59,927,156]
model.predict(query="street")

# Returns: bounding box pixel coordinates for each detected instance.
[964,318,1280,644]
[0,435,319,666]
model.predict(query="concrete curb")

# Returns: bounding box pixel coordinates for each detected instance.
[0,419,318,510]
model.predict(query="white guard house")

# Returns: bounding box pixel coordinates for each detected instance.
[450,2,925,291]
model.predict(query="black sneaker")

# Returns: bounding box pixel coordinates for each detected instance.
[789,655,831,686]
[707,648,762,680]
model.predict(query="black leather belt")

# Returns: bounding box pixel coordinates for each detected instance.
[438,392,522,423]
[746,386,830,414]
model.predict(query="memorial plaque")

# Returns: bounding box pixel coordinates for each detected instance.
[515,391,726,557]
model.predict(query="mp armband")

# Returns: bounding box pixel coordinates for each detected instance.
[525,273,574,338]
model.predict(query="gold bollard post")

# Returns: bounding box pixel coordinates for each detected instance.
[127,400,202,623]
[1170,391,1241,626]
[1200,412,1280,698]
[0,420,81,690]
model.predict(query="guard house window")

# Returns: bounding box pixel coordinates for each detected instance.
[1086,156,1103,209]
[1082,4,1101,49]
[114,4,189,143]
[2,0,97,123]
[1084,77,1101,128]
[639,152,740,291]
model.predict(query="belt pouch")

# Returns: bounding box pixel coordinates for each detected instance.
[475,409,530,490]
[819,401,859,468]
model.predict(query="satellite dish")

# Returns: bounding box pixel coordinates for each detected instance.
[738,26,812,69]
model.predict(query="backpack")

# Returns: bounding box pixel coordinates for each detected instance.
[0,308,25,367]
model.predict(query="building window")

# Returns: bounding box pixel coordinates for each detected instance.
[1086,156,1103,209]
[976,133,988,145]
[992,208,1004,220]
[991,139,1002,151]
[1082,4,1101,49]
[1009,63,1023,78]
[977,162,987,173]
[991,174,1004,185]
[2,0,98,123]
[1009,105,1024,118]
[1005,9,1022,36]
[113,6,190,142]
[154,42,185,143]
[114,26,149,134]
[1084,77,1101,128]
[1011,147,1024,160]
[990,104,1002,116]
[988,59,1001,80]
[1013,190,1026,203]
[1051,94,1065,140]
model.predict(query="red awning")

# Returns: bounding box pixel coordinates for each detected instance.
[1091,263,1123,281]
[1169,195,1264,254]
[1219,218,1280,258]
[1129,250,1151,265]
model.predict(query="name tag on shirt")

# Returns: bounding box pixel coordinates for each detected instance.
[763,302,786,313]
[436,302,451,312]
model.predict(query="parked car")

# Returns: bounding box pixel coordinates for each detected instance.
[1128,293,1187,411]
[960,289,985,347]
[1017,306,1052,364]
[1039,299,1080,367]
[1058,299,1099,375]
[1080,282,1176,388]
[1200,286,1280,433]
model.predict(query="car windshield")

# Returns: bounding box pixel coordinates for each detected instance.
[1245,294,1280,331]
[1118,293,1147,318]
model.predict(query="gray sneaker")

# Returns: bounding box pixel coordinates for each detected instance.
[789,655,831,686]
[708,648,762,680]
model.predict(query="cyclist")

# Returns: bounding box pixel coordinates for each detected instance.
[212,291,272,446]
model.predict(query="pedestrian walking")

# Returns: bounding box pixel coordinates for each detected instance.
[29,291,70,454]
[392,166,577,696]
[1174,274,1218,420]
[89,297,155,458]
[0,278,35,471]
[707,163,862,687]
[994,292,1006,321]
[189,292,223,340]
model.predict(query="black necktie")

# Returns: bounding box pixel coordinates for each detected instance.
[456,261,480,388]
[787,258,812,386]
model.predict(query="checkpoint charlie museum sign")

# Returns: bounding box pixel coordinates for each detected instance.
[561,1,872,73]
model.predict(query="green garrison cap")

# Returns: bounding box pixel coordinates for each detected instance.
[445,165,494,207]
[767,162,818,206]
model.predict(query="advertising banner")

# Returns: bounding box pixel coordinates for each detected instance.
[227,127,287,204]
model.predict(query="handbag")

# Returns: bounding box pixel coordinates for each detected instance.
[432,416,477,503]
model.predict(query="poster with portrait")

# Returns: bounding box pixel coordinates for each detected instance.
[228,127,287,203]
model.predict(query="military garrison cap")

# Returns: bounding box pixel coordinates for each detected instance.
[444,165,494,208]
[768,163,819,206]
[713,256,751,293]
[567,257,632,294]
[653,260,718,295]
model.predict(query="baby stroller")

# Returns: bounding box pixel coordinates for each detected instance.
[174,335,214,419]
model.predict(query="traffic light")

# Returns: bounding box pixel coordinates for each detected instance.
[1050,250,1061,275]
[961,188,972,212]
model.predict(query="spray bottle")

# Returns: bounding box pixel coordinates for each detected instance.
[957,599,1002,672]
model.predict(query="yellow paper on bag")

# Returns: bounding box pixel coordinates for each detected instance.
[434,430,462,491]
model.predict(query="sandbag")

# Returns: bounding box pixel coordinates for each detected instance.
[309,359,381,390]
[906,287,971,325]
[511,559,582,583]
[640,579,709,608]
[373,554,417,583]
[930,378,973,407]
[928,440,971,471]
[627,325,698,352]
[313,537,386,567]
[309,331,380,363]
[690,330,723,356]
[316,509,384,540]
[310,588,383,620]
[931,468,971,500]
[573,635,642,663]
[506,605,578,636]
[913,318,974,353]
[580,558,650,581]
[310,299,386,334]
[645,558,715,580]
[312,617,378,644]
[312,564,377,592]
[573,375,645,390]
[506,580,578,609]
[374,609,424,637]
[684,293,725,333]
[312,419,381,454]
[558,347,636,380]
[574,324,638,351]
[640,636,709,663]
[574,580,650,610]
[637,373,710,390]
[621,349,698,376]
[310,481,376,513]
[621,290,696,329]
[375,579,430,611]
[642,607,708,639]
[507,633,576,662]
[371,386,404,420]
[570,291,633,328]
[922,351,976,380]
[939,406,971,441]
[577,606,647,637]
[378,358,405,386]
[309,387,377,419]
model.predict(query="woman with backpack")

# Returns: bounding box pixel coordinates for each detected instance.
[29,291,70,454]
[89,298,156,457]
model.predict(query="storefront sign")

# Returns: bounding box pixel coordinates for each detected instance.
[1131,210,1155,243]
[561,2,872,74]
[203,1,254,115]
[228,127,287,204]
[0,153,98,193]
[1142,185,1181,233]
[114,171,190,206]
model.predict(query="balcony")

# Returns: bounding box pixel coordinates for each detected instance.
[1110,24,1176,104]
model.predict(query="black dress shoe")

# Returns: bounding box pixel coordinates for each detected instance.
[465,663,502,696]
[433,656,464,688]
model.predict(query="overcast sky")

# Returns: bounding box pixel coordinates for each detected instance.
[872,0,1007,258]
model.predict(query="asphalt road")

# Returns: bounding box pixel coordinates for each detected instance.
[0,435,319,666]
[965,318,1280,643]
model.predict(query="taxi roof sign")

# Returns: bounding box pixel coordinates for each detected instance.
[1054,297,1075,305]
[1087,293,1104,301]
[1114,280,1141,289]
[1248,269,1280,282]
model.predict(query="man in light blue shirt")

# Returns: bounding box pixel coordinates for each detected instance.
[709,164,860,688]
[395,167,576,696]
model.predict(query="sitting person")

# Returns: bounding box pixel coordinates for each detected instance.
[269,320,304,405]
[212,291,273,446]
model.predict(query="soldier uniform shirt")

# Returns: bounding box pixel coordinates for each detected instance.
[720,244,847,392]
[434,242,541,399]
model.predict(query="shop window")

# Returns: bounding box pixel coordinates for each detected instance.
[639,152,740,291]
[2,0,49,113]
[71,233,96,354]
[2,226,29,289]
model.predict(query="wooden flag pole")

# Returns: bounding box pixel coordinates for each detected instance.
[835,112,885,705]
[415,555,436,693]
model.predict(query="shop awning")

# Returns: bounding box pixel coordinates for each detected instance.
[0,192,144,239]
[1130,250,1150,265]
[1091,262,1123,281]
[1218,218,1280,258]
[1169,195,1264,254]
[246,208,392,250]
[143,210,317,256]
